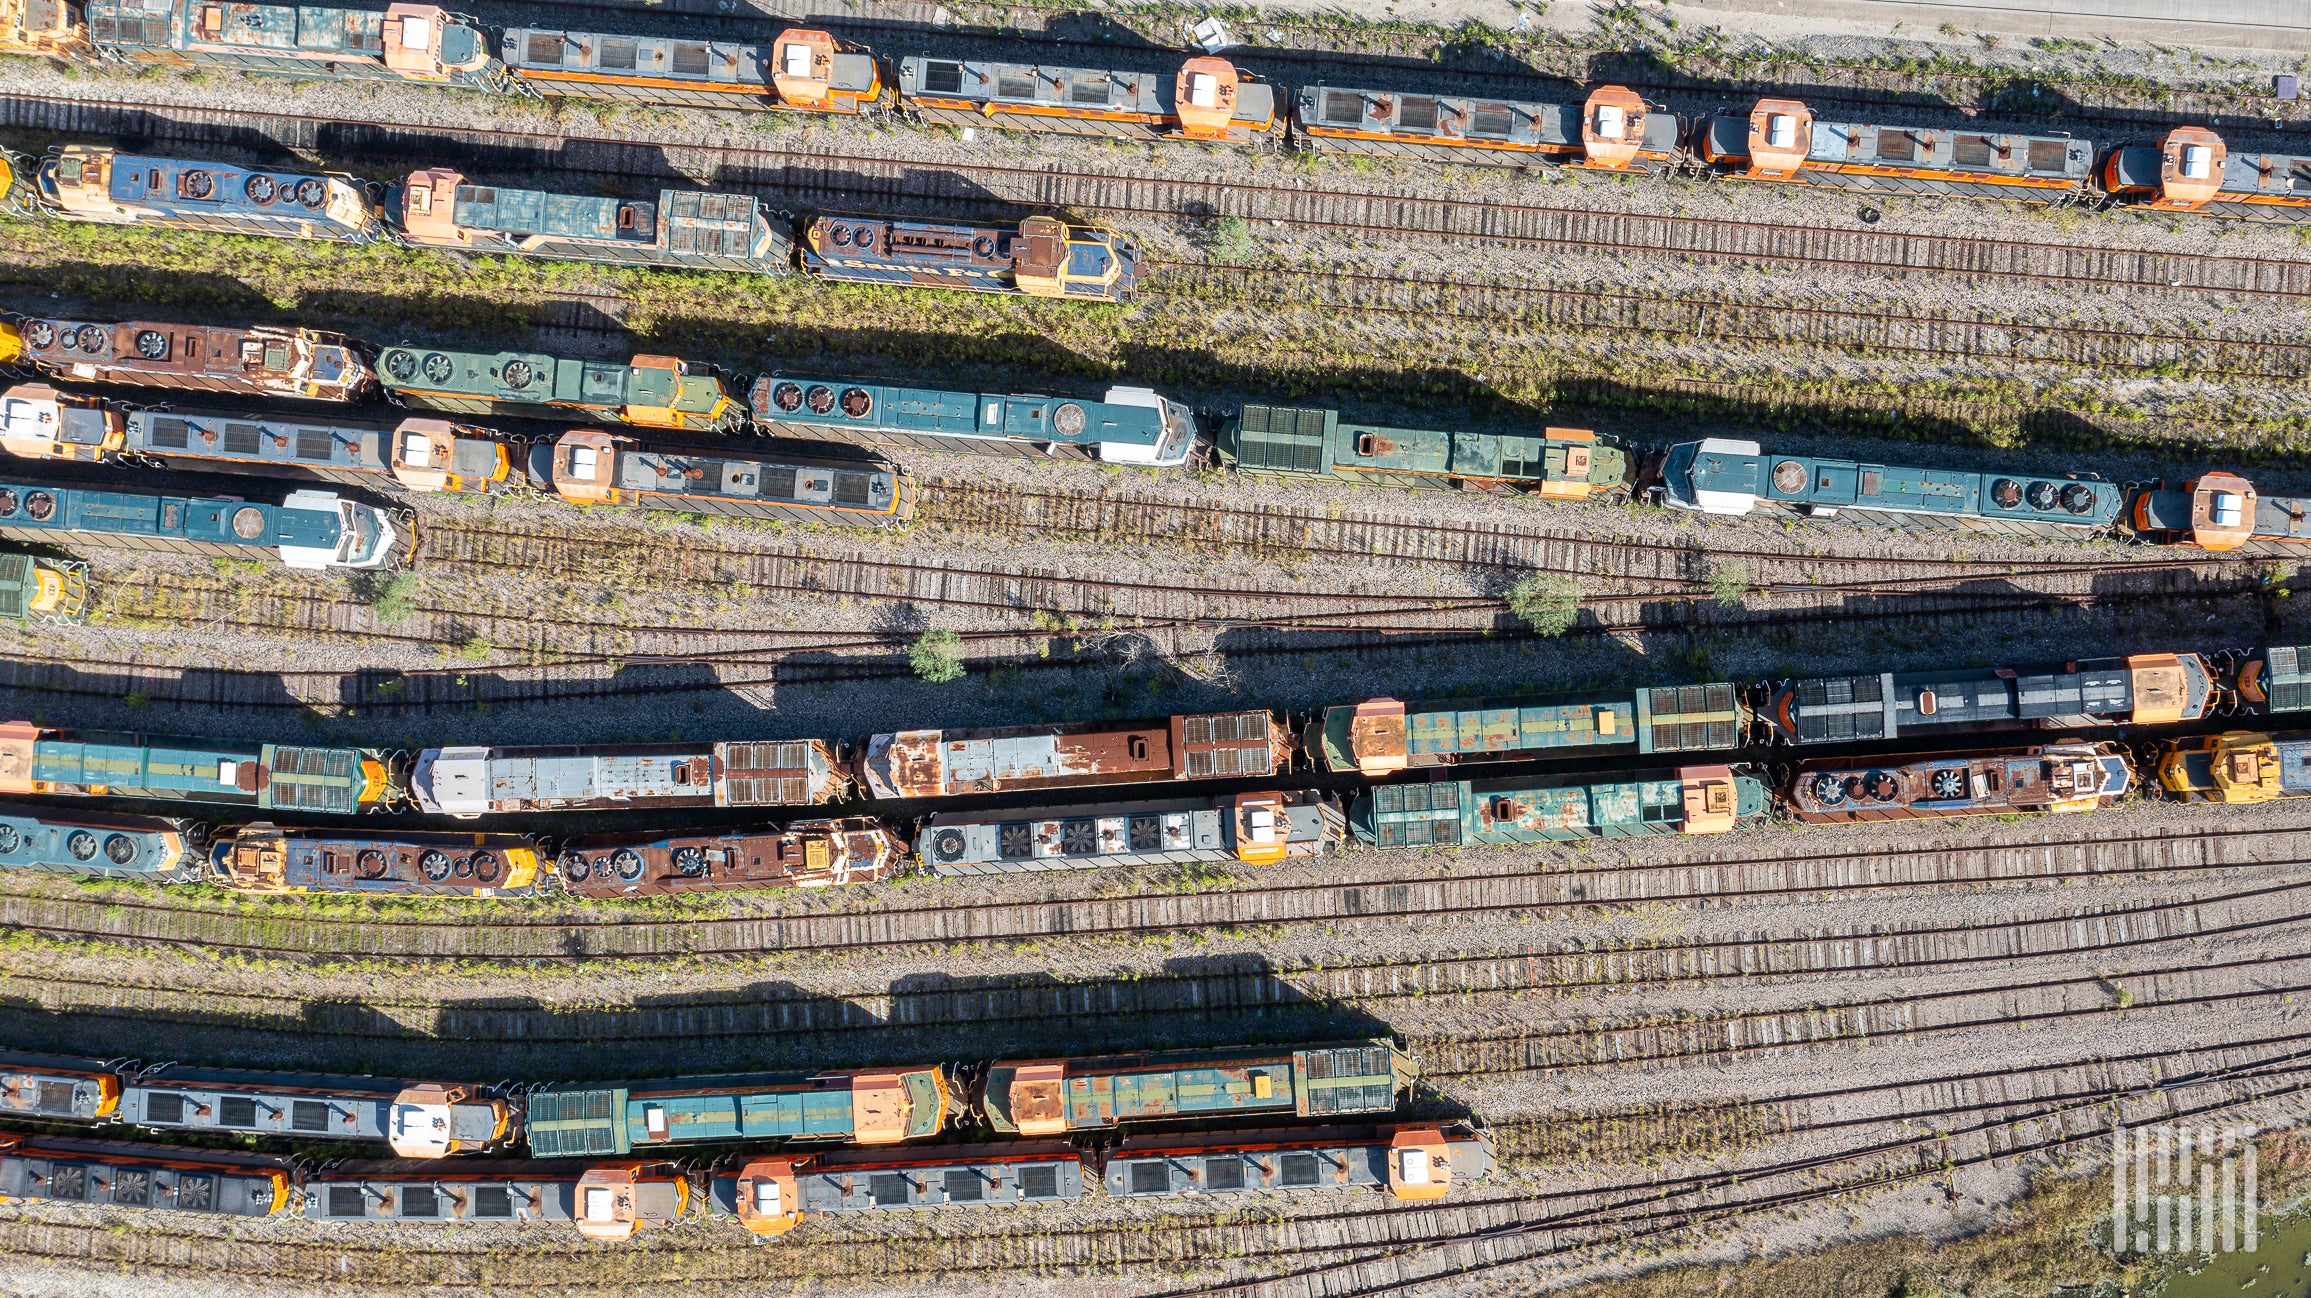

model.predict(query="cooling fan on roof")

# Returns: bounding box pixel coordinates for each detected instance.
[1930,768,1967,799]
[1806,773,1848,806]
[470,851,501,883]
[421,353,455,383]
[931,828,968,863]
[612,848,646,881]
[418,850,453,881]
[245,174,276,203]
[22,321,54,349]
[1060,820,1099,855]
[996,823,1033,859]
[384,351,418,381]
[64,831,97,861]
[134,329,168,359]
[0,826,21,854]
[671,846,708,877]
[558,850,590,882]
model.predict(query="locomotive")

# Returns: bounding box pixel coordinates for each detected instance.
[12,142,1141,304]
[0,1039,1469,1237]
[9,0,2309,221]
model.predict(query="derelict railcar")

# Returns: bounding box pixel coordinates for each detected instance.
[307,1159,689,1238]
[411,738,851,816]
[500,25,879,113]
[0,1048,512,1158]
[1352,764,1768,847]
[897,54,1276,144]
[1787,742,2132,824]
[0,1050,121,1121]
[2126,471,2311,555]
[1763,650,2217,745]
[5,317,376,402]
[1220,404,1630,498]
[2231,643,2311,717]
[1694,99,2095,201]
[2101,128,2311,223]
[0,383,119,464]
[556,817,906,897]
[123,406,518,494]
[1652,436,2121,537]
[2158,730,2311,803]
[749,375,1197,466]
[1,0,79,53]
[0,720,404,814]
[915,790,1340,876]
[801,214,1137,302]
[82,0,507,89]
[857,710,1291,801]
[209,823,544,897]
[0,548,89,623]
[392,169,794,274]
[377,347,747,434]
[0,1134,292,1217]
[537,429,915,528]
[0,390,915,528]
[35,146,384,242]
[0,473,401,571]
[524,1065,950,1157]
[1293,84,1675,172]
[0,147,40,217]
[0,804,189,878]
[118,1065,501,1154]
[715,1143,1082,1235]
[1312,683,1749,778]
[1105,1123,1491,1203]
[978,1040,1411,1136]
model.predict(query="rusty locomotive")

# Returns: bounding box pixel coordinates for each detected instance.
[0,638,2300,901]
[0,1040,1472,1238]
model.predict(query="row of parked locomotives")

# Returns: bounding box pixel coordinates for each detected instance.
[19,316,2308,547]
[0,1042,1481,1235]
[4,142,1140,304]
[1,310,1200,466]
[5,0,2303,220]
[0,641,2304,895]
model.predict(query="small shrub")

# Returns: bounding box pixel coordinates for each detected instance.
[1708,560,1751,608]
[1207,214,1254,261]
[1507,573,1581,637]
[362,572,420,627]
[909,628,967,684]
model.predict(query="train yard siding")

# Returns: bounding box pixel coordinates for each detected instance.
[12,10,2311,1295]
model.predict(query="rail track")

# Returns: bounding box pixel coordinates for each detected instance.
[96,505,2259,660]
[1178,1051,2311,1298]
[1149,260,2311,383]
[9,875,2287,1052]
[23,572,2244,712]
[0,825,2291,961]
[913,479,2237,580]
[9,93,2311,299]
